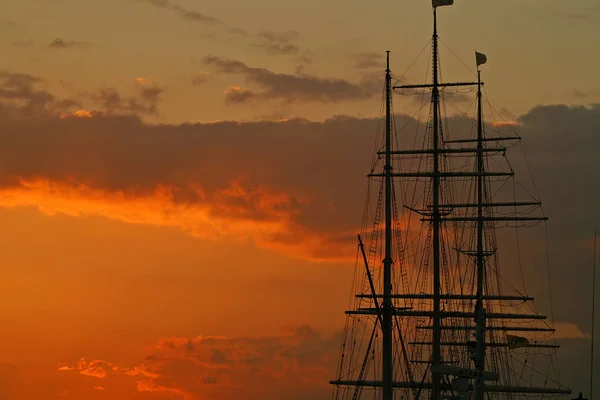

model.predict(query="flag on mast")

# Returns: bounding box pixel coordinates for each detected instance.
[506,334,529,350]
[476,51,487,67]
[433,0,454,7]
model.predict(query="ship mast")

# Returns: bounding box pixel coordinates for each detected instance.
[473,66,486,400]
[383,50,394,400]
[430,8,442,400]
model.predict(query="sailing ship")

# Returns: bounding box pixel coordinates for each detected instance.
[330,1,573,399]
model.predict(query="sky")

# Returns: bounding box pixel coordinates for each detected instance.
[0,0,599,398]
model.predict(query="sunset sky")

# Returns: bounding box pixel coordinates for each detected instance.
[1,0,599,398]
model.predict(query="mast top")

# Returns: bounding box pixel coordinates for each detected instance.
[386,50,390,73]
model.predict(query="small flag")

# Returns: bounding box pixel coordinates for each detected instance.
[506,335,529,350]
[476,51,487,67]
[433,0,454,7]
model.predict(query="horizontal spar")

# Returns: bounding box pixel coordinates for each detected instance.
[346,309,546,320]
[377,147,506,155]
[445,136,520,143]
[393,81,480,89]
[368,171,514,178]
[435,201,541,208]
[429,216,548,222]
[329,380,571,395]
[416,326,555,333]
[355,294,534,301]
[409,341,559,349]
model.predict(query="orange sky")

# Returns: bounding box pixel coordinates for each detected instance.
[1,0,599,398]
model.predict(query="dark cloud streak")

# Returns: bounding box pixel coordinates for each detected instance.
[48,38,91,49]
[0,71,70,115]
[256,31,301,55]
[0,71,163,117]
[204,56,378,104]
[86,85,164,115]
[143,0,219,24]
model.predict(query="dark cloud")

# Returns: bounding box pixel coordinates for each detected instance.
[0,78,598,264]
[224,87,255,104]
[86,84,164,115]
[256,30,301,55]
[209,348,231,365]
[0,76,598,261]
[296,55,313,66]
[572,89,599,100]
[0,71,68,115]
[138,84,164,103]
[143,0,219,24]
[191,72,210,86]
[259,31,299,44]
[203,56,378,104]
[0,71,164,117]
[0,80,384,259]
[48,38,91,49]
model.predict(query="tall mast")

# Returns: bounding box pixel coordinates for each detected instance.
[431,7,442,400]
[383,50,394,400]
[473,68,487,400]
[592,230,597,400]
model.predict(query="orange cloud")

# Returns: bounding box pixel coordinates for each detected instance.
[224,86,242,94]
[0,177,355,262]
[492,120,518,127]
[59,358,119,379]
[59,109,94,119]
[59,325,337,400]
[0,96,402,262]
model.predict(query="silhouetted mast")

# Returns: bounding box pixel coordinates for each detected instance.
[383,50,394,400]
[473,61,486,400]
[430,7,443,399]
[592,230,597,400]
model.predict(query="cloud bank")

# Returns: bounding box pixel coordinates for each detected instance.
[58,326,337,400]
